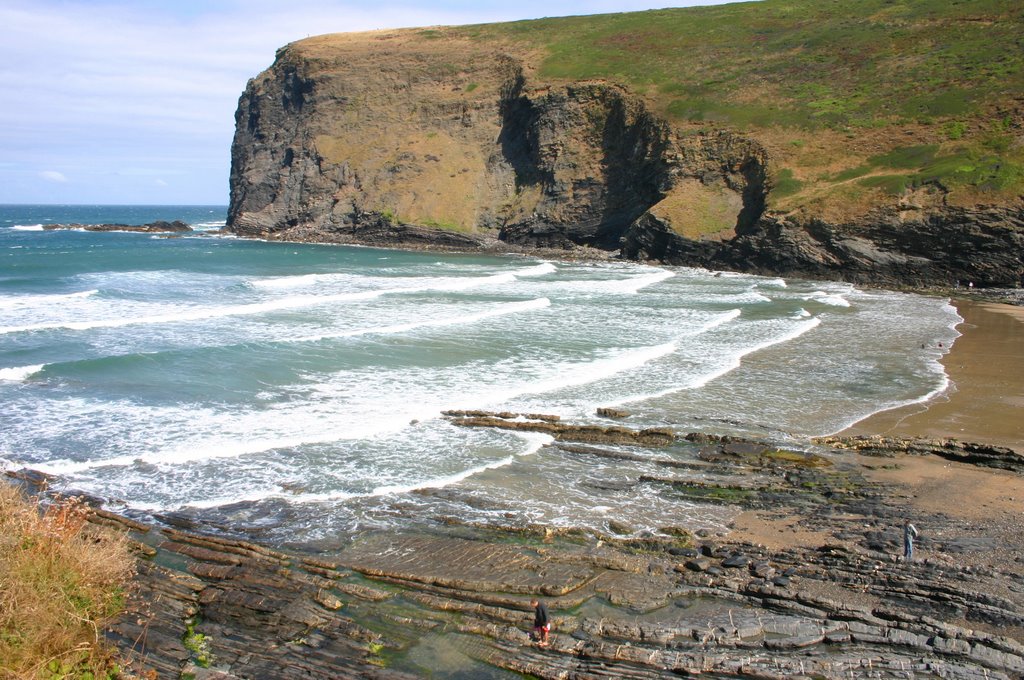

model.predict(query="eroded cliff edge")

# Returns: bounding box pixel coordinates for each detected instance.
[227,26,1023,288]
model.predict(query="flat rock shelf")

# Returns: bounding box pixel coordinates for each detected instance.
[7,419,1024,679]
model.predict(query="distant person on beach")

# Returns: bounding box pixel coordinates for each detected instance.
[904,520,919,562]
[530,598,550,646]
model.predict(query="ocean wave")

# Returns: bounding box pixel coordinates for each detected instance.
[166,432,553,510]
[804,291,851,307]
[248,273,352,290]
[0,273,521,335]
[11,224,44,231]
[554,268,674,295]
[484,340,679,404]
[685,308,742,336]
[292,297,551,343]
[514,262,557,277]
[615,269,674,294]
[824,369,952,435]
[823,305,963,435]
[30,339,676,476]
[251,264,550,292]
[170,455,519,510]
[0,289,98,310]
[609,316,822,405]
[0,364,45,381]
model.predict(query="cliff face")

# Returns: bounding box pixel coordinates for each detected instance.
[228,34,768,250]
[623,192,1024,288]
[228,29,1023,288]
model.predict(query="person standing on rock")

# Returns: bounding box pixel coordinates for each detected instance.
[903,520,919,562]
[530,598,550,647]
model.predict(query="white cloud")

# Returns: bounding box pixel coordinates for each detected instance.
[0,0,750,203]
[39,170,68,183]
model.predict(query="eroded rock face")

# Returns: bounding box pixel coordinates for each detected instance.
[228,35,1022,288]
[623,197,1024,288]
[227,40,767,254]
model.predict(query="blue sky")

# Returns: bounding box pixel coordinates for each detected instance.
[1,1,745,205]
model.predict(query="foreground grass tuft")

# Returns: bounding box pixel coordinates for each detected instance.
[0,484,134,679]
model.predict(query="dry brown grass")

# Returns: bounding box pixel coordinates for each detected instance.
[0,484,134,679]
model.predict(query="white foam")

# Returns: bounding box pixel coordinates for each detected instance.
[127,431,554,511]
[795,308,811,318]
[0,273,520,335]
[511,431,555,456]
[371,456,515,496]
[615,269,674,294]
[252,266,539,292]
[32,336,677,477]
[12,224,44,231]
[249,273,349,290]
[0,289,97,310]
[804,291,851,307]
[176,455,518,510]
[485,340,679,404]
[514,262,557,277]
[824,369,952,435]
[0,365,44,381]
[687,308,742,336]
[822,304,963,435]
[292,297,551,343]
[554,268,674,295]
[609,317,822,405]
[34,432,318,475]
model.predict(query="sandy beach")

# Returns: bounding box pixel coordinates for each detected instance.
[840,298,1024,454]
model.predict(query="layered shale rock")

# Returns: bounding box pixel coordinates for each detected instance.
[6,419,1024,678]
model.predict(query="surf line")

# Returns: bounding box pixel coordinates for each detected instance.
[607,316,823,407]
[0,271,527,335]
[291,297,551,343]
[112,433,555,512]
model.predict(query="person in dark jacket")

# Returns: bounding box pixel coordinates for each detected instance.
[530,598,550,646]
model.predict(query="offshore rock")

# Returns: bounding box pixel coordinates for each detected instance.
[43,220,193,233]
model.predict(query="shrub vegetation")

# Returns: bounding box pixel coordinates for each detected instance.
[0,485,134,679]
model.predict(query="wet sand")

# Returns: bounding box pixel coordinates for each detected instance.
[841,298,1024,454]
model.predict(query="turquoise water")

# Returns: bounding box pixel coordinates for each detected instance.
[0,205,960,544]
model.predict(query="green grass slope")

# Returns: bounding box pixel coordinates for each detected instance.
[439,0,1023,217]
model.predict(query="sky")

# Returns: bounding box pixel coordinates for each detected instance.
[0,0,746,206]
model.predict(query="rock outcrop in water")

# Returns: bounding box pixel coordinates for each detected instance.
[226,21,1023,288]
[43,220,192,233]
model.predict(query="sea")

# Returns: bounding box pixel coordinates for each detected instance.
[0,204,961,547]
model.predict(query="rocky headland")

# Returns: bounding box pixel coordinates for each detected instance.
[226,2,1024,289]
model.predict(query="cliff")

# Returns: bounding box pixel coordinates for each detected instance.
[228,0,1024,287]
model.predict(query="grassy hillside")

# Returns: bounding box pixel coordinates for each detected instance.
[414,0,1024,217]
